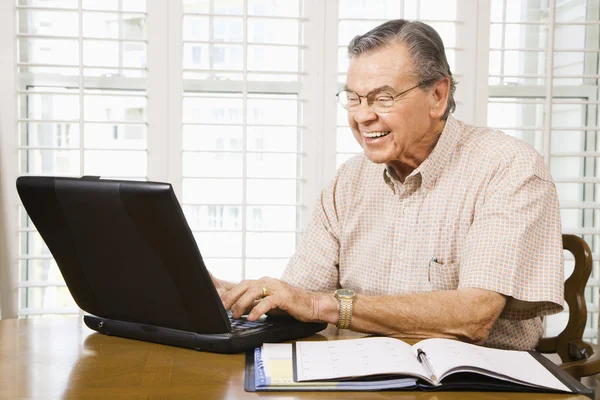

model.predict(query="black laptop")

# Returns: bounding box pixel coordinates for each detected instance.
[16,176,326,353]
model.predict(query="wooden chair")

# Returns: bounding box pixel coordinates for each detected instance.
[536,234,600,380]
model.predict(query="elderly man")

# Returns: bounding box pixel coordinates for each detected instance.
[213,19,564,350]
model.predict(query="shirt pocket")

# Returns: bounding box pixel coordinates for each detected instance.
[429,259,460,290]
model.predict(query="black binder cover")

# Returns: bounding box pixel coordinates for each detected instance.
[244,350,593,397]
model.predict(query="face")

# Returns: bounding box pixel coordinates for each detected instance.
[345,43,447,170]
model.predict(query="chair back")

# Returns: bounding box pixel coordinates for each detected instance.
[536,234,593,364]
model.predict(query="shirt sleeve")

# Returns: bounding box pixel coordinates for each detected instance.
[280,166,345,292]
[458,146,564,320]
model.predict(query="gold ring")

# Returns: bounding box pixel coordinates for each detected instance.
[262,287,269,298]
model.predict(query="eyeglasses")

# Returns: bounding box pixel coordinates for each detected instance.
[336,80,434,113]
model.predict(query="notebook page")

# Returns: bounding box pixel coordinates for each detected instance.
[416,338,569,392]
[295,337,425,382]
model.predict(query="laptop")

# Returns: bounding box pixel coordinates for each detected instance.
[16,176,327,353]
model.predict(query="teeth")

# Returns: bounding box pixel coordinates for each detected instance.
[363,131,390,138]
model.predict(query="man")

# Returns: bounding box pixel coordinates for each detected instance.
[213,19,564,350]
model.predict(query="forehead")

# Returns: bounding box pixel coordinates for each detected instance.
[346,43,414,93]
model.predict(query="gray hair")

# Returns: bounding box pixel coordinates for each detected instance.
[347,19,457,120]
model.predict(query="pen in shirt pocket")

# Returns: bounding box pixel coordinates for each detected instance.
[428,257,443,282]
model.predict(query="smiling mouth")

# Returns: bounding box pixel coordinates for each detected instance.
[363,131,391,139]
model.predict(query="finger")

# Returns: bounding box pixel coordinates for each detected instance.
[221,280,252,310]
[231,285,265,319]
[247,296,279,321]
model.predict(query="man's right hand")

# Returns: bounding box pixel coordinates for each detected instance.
[208,272,236,299]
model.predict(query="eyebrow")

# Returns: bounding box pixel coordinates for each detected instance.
[343,85,397,93]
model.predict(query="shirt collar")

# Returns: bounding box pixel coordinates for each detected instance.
[416,114,462,191]
[382,114,463,192]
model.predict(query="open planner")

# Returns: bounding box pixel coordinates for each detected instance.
[244,337,592,396]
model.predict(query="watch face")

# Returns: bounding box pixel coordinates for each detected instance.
[336,288,355,298]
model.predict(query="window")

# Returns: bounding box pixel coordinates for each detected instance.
[12,0,148,316]
[487,0,600,343]
[0,0,598,345]
[181,0,306,283]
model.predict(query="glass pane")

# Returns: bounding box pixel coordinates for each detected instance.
[183,95,243,124]
[246,233,296,257]
[247,179,297,204]
[246,206,297,231]
[213,17,244,42]
[205,258,242,282]
[19,122,80,148]
[246,259,288,279]
[426,22,456,47]
[247,153,298,178]
[183,178,243,204]
[183,125,243,151]
[502,129,544,153]
[487,102,545,130]
[247,98,298,125]
[248,19,299,45]
[18,0,78,8]
[338,20,382,46]
[18,10,79,37]
[83,13,147,40]
[551,157,597,181]
[551,130,586,154]
[20,259,63,283]
[19,149,80,175]
[19,205,33,229]
[247,126,299,152]
[84,123,147,149]
[247,46,300,72]
[419,0,457,20]
[248,0,301,17]
[18,38,79,65]
[554,53,586,81]
[551,104,585,128]
[183,152,243,178]
[193,232,242,257]
[19,286,77,310]
[554,25,587,50]
[20,232,50,258]
[83,150,147,177]
[337,128,362,153]
[490,0,551,23]
[183,16,209,41]
[489,50,547,80]
[19,93,79,121]
[83,95,147,122]
[183,205,242,230]
[83,41,147,69]
[338,0,402,19]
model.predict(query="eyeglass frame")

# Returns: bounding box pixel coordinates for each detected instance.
[336,78,437,113]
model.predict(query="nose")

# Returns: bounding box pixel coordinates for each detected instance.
[351,101,377,125]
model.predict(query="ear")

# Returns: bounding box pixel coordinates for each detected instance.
[428,77,451,119]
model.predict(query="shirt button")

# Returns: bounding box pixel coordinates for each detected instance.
[403,208,410,215]
[398,253,405,261]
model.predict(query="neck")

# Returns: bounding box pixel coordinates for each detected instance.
[387,119,446,183]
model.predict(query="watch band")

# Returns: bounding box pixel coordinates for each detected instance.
[337,297,353,329]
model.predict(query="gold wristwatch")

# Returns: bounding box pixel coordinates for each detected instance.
[333,288,356,329]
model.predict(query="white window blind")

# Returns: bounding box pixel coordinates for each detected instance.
[179,0,308,283]
[15,0,148,316]
[487,0,600,342]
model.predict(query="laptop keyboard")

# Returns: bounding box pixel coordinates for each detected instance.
[229,317,269,332]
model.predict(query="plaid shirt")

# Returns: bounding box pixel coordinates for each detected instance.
[282,115,564,350]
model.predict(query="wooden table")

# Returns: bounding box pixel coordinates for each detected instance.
[0,317,591,399]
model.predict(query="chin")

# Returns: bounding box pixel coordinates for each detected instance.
[363,150,389,165]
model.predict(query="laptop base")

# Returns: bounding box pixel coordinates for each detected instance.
[84,315,327,354]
